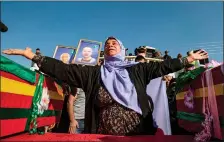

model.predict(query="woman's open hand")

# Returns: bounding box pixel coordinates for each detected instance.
[191,50,208,60]
[69,120,79,134]
[2,47,36,60]
[187,50,209,63]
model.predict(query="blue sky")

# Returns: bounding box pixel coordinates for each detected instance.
[1,1,223,67]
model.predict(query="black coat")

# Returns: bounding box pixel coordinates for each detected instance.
[39,57,185,134]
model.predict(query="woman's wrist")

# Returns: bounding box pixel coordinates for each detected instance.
[180,57,190,66]
[186,55,195,64]
[31,54,44,67]
[22,48,36,60]
[70,119,76,123]
[28,53,36,60]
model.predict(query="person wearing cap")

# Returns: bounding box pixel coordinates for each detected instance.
[163,50,172,60]
[31,48,42,67]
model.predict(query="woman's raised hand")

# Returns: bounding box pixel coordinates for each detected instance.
[187,50,209,63]
[190,50,209,60]
[2,47,36,60]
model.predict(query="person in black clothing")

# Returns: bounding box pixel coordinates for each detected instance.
[0,21,8,32]
[31,48,42,67]
[166,78,196,135]
[153,51,163,59]
[163,50,172,60]
[177,53,182,59]
[2,36,208,136]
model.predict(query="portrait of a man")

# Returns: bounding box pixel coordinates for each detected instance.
[77,46,96,64]
[73,39,102,66]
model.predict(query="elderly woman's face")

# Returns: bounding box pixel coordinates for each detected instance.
[105,39,121,56]
[61,54,69,63]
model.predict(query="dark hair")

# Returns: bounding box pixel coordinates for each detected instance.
[135,55,146,62]
[36,48,40,51]
[153,51,160,57]
[100,59,104,64]
[187,51,190,56]
[177,53,182,58]
[137,48,147,54]
[135,46,146,55]
[0,21,8,32]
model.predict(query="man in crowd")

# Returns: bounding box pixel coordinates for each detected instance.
[177,53,182,59]
[98,59,104,66]
[135,46,147,57]
[153,50,163,59]
[30,48,42,71]
[31,48,42,67]
[163,50,172,60]
[67,88,85,134]
[127,53,134,61]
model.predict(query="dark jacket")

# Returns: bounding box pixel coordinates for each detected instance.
[38,57,185,134]
[163,55,172,60]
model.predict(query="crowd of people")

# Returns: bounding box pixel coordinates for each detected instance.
[3,36,208,136]
[133,46,184,61]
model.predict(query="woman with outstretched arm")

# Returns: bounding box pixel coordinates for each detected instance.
[2,37,208,136]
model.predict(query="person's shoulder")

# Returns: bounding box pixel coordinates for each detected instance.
[78,64,101,74]
[77,88,85,94]
[88,58,96,64]
[126,62,146,71]
[125,63,149,79]
[91,58,96,61]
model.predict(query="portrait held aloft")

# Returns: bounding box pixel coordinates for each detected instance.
[52,46,76,64]
[73,39,102,66]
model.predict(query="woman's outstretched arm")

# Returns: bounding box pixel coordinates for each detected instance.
[36,56,93,88]
[144,50,208,83]
[2,47,94,89]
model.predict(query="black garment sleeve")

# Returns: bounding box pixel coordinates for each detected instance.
[145,58,187,84]
[126,58,187,117]
[35,56,95,89]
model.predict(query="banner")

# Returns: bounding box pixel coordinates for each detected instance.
[0,55,64,137]
[147,77,171,135]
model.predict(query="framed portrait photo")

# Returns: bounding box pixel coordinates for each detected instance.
[52,45,76,64]
[72,39,102,66]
